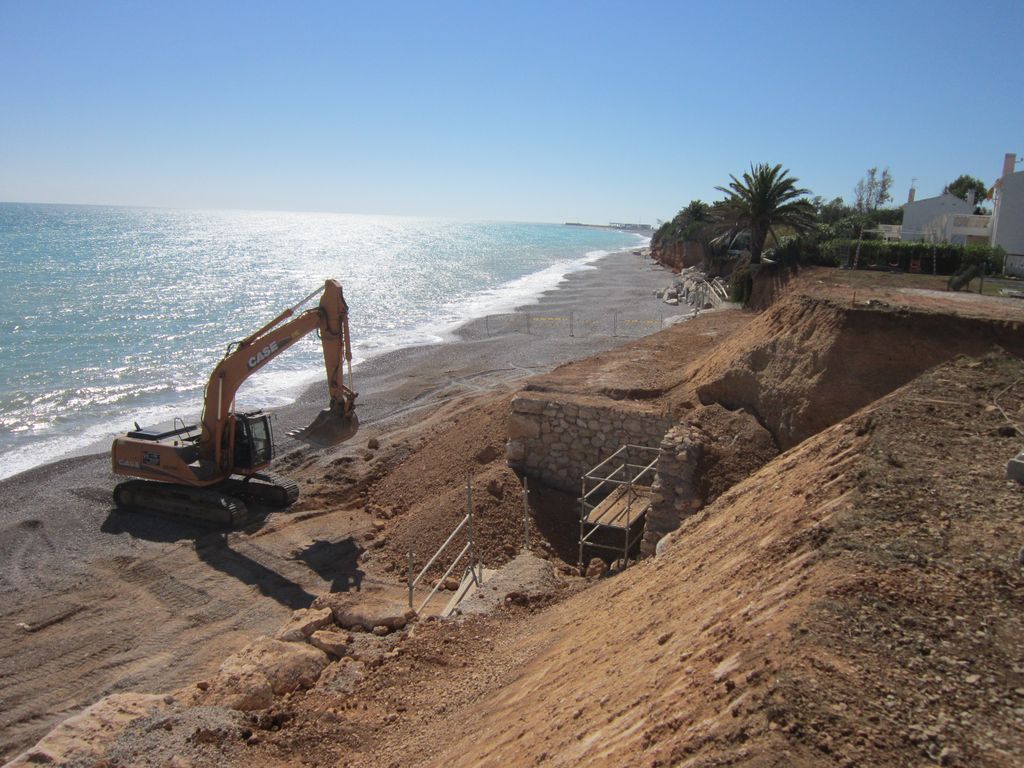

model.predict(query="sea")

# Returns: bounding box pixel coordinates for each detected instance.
[0,203,646,480]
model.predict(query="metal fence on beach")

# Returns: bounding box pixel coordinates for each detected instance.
[469,309,695,339]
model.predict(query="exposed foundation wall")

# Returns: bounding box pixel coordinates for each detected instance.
[642,424,706,557]
[506,395,673,494]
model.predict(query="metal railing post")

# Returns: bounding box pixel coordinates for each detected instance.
[522,476,530,550]
[467,473,479,583]
[578,475,585,567]
[407,549,414,610]
[569,310,574,337]
[625,474,633,566]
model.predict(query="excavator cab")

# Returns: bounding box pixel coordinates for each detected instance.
[233,412,274,471]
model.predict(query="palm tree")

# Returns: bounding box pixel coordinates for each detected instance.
[714,163,816,264]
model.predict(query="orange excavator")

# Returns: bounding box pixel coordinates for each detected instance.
[111,279,358,526]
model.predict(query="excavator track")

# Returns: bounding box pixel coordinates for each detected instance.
[112,472,298,529]
[220,472,300,509]
[113,480,249,528]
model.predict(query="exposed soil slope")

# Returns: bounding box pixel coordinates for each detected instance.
[164,352,1024,768]
[689,295,1024,449]
[420,352,1024,767]
[523,271,1024,455]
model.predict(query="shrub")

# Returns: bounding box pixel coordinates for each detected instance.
[818,240,1005,275]
[730,266,753,304]
[762,236,803,267]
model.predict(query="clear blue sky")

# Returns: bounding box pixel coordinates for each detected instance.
[2,0,1022,223]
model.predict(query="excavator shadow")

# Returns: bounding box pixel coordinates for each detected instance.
[101,508,366,609]
[194,533,317,611]
[294,538,365,593]
[100,504,275,544]
[101,507,316,610]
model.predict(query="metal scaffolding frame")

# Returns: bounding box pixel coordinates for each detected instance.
[578,443,659,568]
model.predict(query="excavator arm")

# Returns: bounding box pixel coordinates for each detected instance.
[198,279,357,469]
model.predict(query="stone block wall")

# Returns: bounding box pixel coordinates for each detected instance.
[505,394,673,494]
[641,423,707,557]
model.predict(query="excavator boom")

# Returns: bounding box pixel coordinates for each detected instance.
[197,278,357,468]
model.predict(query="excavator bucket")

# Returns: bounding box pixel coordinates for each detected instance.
[293,402,359,447]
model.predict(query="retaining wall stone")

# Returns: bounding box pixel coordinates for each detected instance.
[505,394,672,494]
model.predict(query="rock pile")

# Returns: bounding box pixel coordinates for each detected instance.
[7,593,420,764]
[199,636,331,711]
[185,595,415,714]
[654,267,727,310]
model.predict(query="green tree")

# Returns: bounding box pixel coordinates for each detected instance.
[854,167,893,212]
[811,195,850,224]
[680,199,712,226]
[653,199,714,249]
[944,174,988,212]
[714,163,816,264]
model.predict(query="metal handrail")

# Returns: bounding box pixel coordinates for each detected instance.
[412,512,469,588]
[417,541,472,615]
[580,464,629,501]
[578,444,661,568]
[582,459,655,481]
[407,474,482,614]
[581,455,659,501]
[585,444,629,477]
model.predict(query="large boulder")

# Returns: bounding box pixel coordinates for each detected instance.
[309,628,353,657]
[274,606,334,642]
[204,636,329,711]
[203,667,275,712]
[315,593,415,633]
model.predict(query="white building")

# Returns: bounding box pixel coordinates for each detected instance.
[990,152,1024,277]
[900,191,972,241]
[922,212,992,246]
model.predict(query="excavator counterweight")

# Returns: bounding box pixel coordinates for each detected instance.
[110,279,358,526]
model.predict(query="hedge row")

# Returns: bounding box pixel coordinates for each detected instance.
[816,240,1005,275]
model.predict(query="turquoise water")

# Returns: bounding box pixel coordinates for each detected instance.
[0,203,644,478]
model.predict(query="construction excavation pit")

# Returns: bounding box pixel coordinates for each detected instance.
[3,266,1024,767]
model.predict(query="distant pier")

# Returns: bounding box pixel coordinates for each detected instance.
[565,222,653,233]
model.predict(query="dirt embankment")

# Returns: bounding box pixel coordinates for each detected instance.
[689,293,1024,449]
[129,350,1023,768]
[511,269,1024,499]
[649,240,706,272]
[202,279,1024,767]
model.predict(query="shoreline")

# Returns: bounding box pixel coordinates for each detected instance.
[0,241,651,482]
[0,245,687,535]
[266,244,690,457]
[0,244,671,483]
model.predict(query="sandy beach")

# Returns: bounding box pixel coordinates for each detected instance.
[277,246,683,439]
[0,246,688,760]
